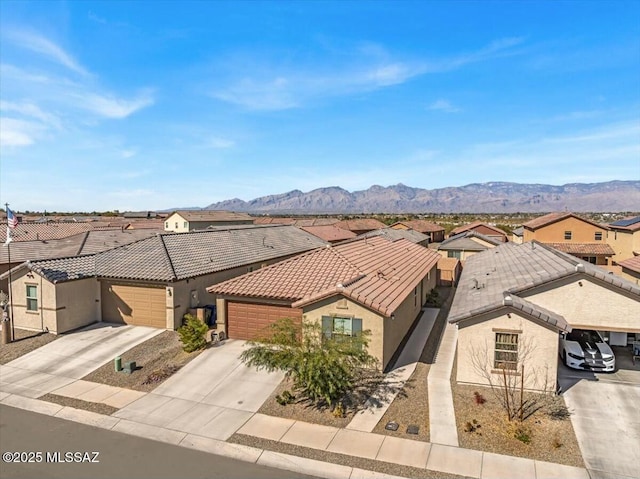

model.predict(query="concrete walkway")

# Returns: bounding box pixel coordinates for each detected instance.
[0,323,162,399]
[347,308,439,432]
[426,321,459,446]
[50,380,146,409]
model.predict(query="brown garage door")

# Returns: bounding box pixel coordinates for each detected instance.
[101,281,166,328]
[227,301,302,340]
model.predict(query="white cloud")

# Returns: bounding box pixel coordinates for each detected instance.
[73,90,155,119]
[206,137,235,149]
[211,37,525,111]
[5,30,90,76]
[0,101,62,129]
[0,118,46,147]
[428,99,461,113]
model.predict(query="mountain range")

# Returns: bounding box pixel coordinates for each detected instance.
[204,180,640,214]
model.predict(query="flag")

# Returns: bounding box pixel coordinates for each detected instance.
[7,208,18,229]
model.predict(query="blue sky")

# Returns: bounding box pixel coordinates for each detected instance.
[1,1,639,212]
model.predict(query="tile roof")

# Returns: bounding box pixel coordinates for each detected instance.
[619,255,640,274]
[209,236,441,317]
[353,228,429,244]
[449,221,506,237]
[448,241,640,327]
[438,231,502,251]
[172,210,253,222]
[293,218,340,227]
[300,225,357,242]
[512,226,524,237]
[0,229,163,264]
[0,222,97,243]
[522,212,608,231]
[26,255,99,283]
[253,217,296,225]
[335,218,387,232]
[609,216,640,232]
[544,242,615,256]
[437,256,460,270]
[391,220,445,233]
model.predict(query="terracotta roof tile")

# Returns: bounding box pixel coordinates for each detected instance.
[300,225,357,242]
[253,217,296,225]
[0,222,97,242]
[619,255,640,274]
[523,212,609,231]
[173,210,253,222]
[449,221,506,237]
[209,236,441,317]
[391,220,444,233]
[353,228,429,244]
[335,219,387,232]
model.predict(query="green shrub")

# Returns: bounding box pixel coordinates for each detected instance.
[513,425,532,444]
[275,390,296,406]
[178,315,208,353]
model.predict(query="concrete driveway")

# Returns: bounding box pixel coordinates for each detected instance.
[0,323,162,399]
[559,361,640,479]
[113,339,284,441]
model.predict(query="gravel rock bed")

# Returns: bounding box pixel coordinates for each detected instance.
[0,328,58,365]
[82,331,201,392]
[39,393,118,416]
[453,383,584,467]
[229,434,464,479]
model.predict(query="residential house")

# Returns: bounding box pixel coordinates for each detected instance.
[618,256,640,285]
[390,220,445,243]
[300,225,357,243]
[437,231,502,261]
[1,225,326,334]
[449,241,640,391]
[354,228,430,247]
[449,221,509,243]
[253,217,297,225]
[522,212,613,265]
[334,218,387,235]
[164,210,254,232]
[607,216,640,264]
[511,226,524,244]
[208,236,441,370]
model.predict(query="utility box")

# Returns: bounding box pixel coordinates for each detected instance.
[123,361,136,374]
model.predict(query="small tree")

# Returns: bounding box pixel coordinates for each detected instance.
[240,317,378,408]
[178,315,208,353]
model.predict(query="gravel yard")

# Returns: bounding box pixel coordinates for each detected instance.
[0,328,59,365]
[39,393,118,415]
[453,383,584,467]
[82,331,202,392]
[229,434,465,479]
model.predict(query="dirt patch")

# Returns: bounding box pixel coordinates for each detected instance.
[39,393,118,416]
[453,383,584,467]
[82,331,201,392]
[229,434,465,479]
[257,369,386,428]
[0,328,58,365]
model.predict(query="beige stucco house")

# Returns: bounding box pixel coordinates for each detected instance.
[522,212,613,265]
[164,210,253,232]
[607,216,640,264]
[208,236,441,370]
[449,241,640,392]
[1,225,326,334]
[449,221,508,243]
[390,220,445,243]
[437,231,502,262]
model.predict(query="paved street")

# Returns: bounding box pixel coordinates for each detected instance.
[0,405,317,479]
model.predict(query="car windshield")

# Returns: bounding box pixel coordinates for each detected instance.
[567,329,602,343]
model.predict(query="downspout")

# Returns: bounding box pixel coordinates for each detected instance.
[40,273,44,332]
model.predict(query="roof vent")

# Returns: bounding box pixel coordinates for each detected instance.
[575,263,585,273]
[503,295,513,306]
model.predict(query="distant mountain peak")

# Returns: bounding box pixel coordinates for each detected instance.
[205,180,640,213]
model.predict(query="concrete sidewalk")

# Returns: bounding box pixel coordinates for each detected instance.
[347,308,439,433]
[426,321,459,447]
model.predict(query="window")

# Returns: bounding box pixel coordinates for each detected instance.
[594,232,603,241]
[414,286,418,306]
[322,316,362,342]
[494,332,518,370]
[448,250,462,260]
[174,222,178,229]
[26,285,38,311]
[564,231,572,240]
[184,221,188,228]
[165,222,169,229]
[580,256,597,264]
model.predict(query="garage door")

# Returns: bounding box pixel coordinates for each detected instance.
[227,301,302,340]
[101,281,166,328]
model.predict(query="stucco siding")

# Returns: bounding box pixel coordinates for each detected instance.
[524,277,640,332]
[607,229,639,263]
[8,269,58,333]
[55,278,101,333]
[524,217,606,243]
[456,310,558,391]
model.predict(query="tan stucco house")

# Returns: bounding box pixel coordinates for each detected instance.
[618,256,640,285]
[449,221,508,243]
[1,225,326,334]
[208,236,441,370]
[607,215,640,264]
[449,241,640,392]
[522,212,613,265]
[390,220,445,243]
[437,231,502,262]
[164,210,254,232]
